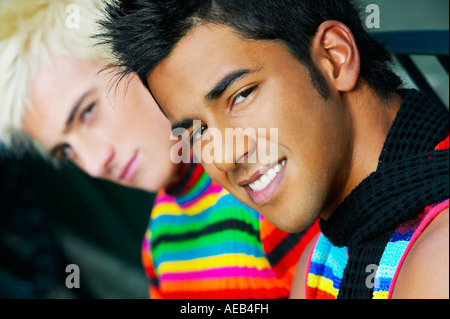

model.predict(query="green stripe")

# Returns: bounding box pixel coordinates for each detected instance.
[178,172,210,201]
[151,228,262,260]
[151,205,259,239]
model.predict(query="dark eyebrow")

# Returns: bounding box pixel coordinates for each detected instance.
[171,69,255,134]
[205,69,254,103]
[171,118,194,132]
[64,87,95,133]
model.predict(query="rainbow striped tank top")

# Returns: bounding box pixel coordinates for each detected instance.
[373,199,449,298]
[306,199,449,299]
[142,164,319,298]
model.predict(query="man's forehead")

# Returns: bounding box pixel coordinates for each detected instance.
[147,24,263,119]
[26,58,102,148]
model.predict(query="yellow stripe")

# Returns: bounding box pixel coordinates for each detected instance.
[151,202,184,218]
[183,192,222,214]
[373,290,389,299]
[307,274,339,298]
[151,191,226,218]
[157,253,271,274]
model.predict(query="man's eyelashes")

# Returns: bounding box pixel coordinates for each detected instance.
[50,102,98,159]
[80,102,97,123]
[191,124,208,144]
[231,85,258,109]
[189,86,257,145]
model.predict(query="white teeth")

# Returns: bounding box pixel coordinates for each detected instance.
[274,164,281,173]
[248,160,286,192]
[267,169,277,180]
[260,175,271,185]
[253,180,264,190]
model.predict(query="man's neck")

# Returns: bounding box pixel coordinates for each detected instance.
[321,81,403,220]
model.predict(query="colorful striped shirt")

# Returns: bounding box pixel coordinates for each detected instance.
[373,199,449,299]
[306,136,449,299]
[142,164,319,299]
[306,199,448,299]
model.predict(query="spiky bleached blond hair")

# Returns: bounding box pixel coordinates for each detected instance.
[0,0,113,154]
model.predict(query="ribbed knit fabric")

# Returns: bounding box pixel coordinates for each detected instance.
[142,163,319,299]
[315,89,449,299]
[306,199,449,299]
[373,199,449,299]
[306,235,348,299]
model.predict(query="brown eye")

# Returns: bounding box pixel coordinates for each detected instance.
[191,124,208,144]
[52,144,73,159]
[232,86,257,108]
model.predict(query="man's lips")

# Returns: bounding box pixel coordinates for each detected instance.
[244,159,287,206]
[237,158,286,186]
[118,151,139,182]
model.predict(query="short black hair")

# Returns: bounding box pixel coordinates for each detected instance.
[99,0,402,100]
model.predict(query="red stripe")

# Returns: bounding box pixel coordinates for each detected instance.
[271,220,321,279]
[307,287,336,299]
[435,135,449,150]
[157,287,288,299]
[261,221,289,254]
[181,164,205,194]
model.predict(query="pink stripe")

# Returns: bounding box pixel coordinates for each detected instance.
[154,192,177,205]
[160,266,274,282]
[387,199,449,299]
[153,183,223,208]
[141,237,150,251]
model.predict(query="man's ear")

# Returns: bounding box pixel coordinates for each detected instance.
[311,20,360,92]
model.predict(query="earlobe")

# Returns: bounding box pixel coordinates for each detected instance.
[311,20,360,92]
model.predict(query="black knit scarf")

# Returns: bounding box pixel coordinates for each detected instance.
[319,89,449,299]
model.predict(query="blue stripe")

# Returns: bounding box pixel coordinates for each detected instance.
[390,230,414,242]
[176,174,212,205]
[373,277,392,292]
[151,200,259,231]
[309,262,343,289]
[153,241,266,268]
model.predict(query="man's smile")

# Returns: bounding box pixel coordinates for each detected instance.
[237,158,287,205]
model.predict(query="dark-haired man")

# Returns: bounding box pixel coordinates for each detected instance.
[99,0,449,298]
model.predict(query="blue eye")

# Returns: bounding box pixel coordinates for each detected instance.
[80,102,97,123]
[62,145,73,158]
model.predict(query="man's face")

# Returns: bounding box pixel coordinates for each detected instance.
[148,25,354,233]
[23,55,178,192]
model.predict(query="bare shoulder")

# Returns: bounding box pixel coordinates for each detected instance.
[290,232,321,299]
[392,207,449,299]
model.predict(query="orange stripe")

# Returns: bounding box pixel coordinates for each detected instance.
[260,218,288,250]
[159,276,286,293]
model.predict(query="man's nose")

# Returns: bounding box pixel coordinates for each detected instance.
[211,128,256,172]
[76,141,115,178]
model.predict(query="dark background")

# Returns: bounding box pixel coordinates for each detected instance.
[0,149,154,298]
